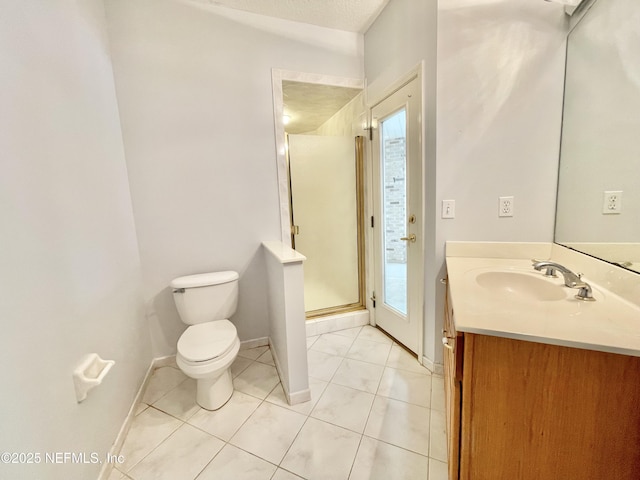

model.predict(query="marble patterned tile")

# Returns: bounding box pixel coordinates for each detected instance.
[306,349,343,381]
[431,375,446,412]
[429,408,448,462]
[195,444,276,480]
[134,403,149,416]
[280,417,361,480]
[349,436,430,480]
[152,378,200,421]
[385,345,430,375]
[376,367,432,408]
[107,468,125,480]
[346,338,392,366]
[357,326,393,345]
[118,407,183,472]
[364,396,430,456]
[234,362,280,399]
[237,346,269,360]
[229,402,306,464]
[332,326,363,338]
[265,377,328,416]
[256,349,275,366]
[429,458,449,480]
[141,367,188,404]
[230,356,253,378]
[187,390,261,441]
[331,358,384,394]
[127,424,223,480]
[306,335,319,349]
[271,468,304,479]
[305,321,319,337]
[310,383,374,433]
[310,333,355,356]
[315,317,339,335]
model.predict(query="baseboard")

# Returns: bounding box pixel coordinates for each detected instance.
[153,354,178,369]
[240,336,270,350]
[97,359,157,480]
[422,356,444,376]
[287,387,312,405]
[269,337,311,406]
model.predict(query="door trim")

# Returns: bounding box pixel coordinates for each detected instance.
[366,64,425,363]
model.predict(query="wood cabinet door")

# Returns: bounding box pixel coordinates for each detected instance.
[460,334,640,480]
[443,285,461,479]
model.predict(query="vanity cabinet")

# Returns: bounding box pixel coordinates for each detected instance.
[443,284,640,480]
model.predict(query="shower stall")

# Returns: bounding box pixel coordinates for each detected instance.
[287,134,365,318]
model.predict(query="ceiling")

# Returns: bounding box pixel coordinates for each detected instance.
[283,81,362,134]
[206,0,390,33]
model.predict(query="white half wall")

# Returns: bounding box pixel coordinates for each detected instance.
[104,0,364,356]
[262,242,310,403]
[364,0,568,366]
[0,1,151,479]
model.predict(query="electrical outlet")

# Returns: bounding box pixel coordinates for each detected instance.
[442,200,455,219]
[499,196,514,217]
[603,191,623,214]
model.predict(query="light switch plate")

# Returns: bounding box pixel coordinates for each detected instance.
[442,200,455,219]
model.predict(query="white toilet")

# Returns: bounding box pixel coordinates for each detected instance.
[170,271,241,410]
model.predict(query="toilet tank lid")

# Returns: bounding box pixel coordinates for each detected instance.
[170,271,239,289]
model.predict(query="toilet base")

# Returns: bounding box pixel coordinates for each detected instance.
[196,368,234,410]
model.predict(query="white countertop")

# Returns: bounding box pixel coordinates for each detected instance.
[262,241,306,264]
[446,247,640,357]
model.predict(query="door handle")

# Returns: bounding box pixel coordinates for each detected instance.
[400,234,416,243]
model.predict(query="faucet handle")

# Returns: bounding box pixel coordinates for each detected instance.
[531,259,558,278]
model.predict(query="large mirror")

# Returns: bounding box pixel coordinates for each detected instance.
[555,0,640,273]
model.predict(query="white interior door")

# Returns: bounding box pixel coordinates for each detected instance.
[371,77,423,354]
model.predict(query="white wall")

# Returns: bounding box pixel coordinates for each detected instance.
[104,0,364,356]
[0,1,151,479]
[365,0,568,365]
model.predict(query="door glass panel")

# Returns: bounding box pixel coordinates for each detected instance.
[288,135,361,314]
[380,109,407,315]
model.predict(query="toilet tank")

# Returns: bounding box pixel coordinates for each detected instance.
[170,271,239,325]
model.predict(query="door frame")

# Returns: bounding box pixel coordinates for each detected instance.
[366,65,425,362]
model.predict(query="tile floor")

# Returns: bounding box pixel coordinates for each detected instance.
[109,325,448,480]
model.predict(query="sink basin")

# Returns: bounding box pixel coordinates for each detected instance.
[474,271,567,302]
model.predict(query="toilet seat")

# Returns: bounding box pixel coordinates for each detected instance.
[177,320,237,363]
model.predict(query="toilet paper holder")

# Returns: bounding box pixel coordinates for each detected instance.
[73,354,115,403]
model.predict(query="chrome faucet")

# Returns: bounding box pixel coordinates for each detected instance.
[531,260,595,301]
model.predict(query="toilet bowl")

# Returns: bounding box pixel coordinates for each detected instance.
[171,271,240,410]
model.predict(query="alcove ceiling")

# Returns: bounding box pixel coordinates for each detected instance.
[204,0,390,33]
[283,81,362,134]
